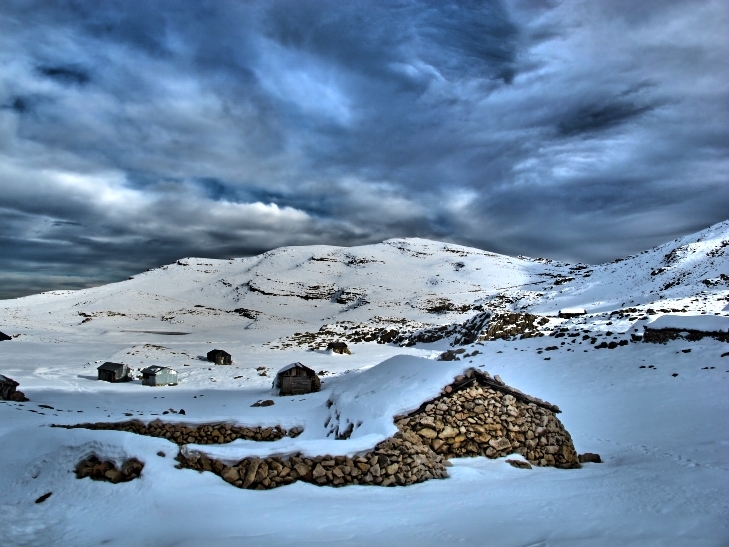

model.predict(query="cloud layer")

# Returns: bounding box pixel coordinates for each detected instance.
[1,0,727,298]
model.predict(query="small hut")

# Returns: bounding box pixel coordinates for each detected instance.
[0,374,27,401]
[141,365,178,386]
[326,341,351,355]
[97,362,131,383]
[558,308,586,319]
[274,363,321,396]
[207,349,232,365]
[0,331,11,341]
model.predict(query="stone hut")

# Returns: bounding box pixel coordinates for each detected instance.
[327,341,351,355]
[558,308,586,319]
[0,374,27,401]
[0,331,11,341]
[395,368,580,468]
[207,349,232,365]
[141,365,178,386]
[97,362,131,383]
[274,363,321,396]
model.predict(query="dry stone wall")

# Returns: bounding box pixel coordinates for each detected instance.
[176,430,450,489]
[54,419,299,444]
[643,326,729,344]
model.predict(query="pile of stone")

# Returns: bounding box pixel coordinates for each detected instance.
[75,455,144,483]
[54,419,300,445]
[395,368,580,469]
[176,430,450,490]
[437,348,481,361]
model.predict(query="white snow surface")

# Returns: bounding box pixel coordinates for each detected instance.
[1,220,728,546]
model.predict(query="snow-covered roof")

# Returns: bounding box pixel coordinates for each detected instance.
[275,362,315,375]
[141,365,177,374]
[646,314,729,333]
[97,362,127,372]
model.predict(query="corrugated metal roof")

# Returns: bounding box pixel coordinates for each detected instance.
[141,365,176,375]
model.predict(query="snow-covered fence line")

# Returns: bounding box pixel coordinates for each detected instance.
[643,315,729,343]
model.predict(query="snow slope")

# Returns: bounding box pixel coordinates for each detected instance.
[0,220,728,546]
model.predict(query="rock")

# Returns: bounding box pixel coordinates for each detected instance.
[157,451,166,457]
[439,426,459,439]
[417,428,437,439]
[294,463,311,478]
[578,452,602,464]
[489,437,512,451]
[35,492,52,503]
[243,459,261,488]
[104,469,123,483]
[505,459,532,469]
[312,464,326,479]
[221,466,241,483]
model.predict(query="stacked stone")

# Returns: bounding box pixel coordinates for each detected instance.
[75,455,144,483]
[54,419,300,445]
[396,370,580,469]
[176,430,450,489]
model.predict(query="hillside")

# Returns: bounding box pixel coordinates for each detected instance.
[0,221,728,547]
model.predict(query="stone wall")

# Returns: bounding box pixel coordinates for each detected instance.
[176,430,450,489]
[643,327,729,344]
[54,419,299,444]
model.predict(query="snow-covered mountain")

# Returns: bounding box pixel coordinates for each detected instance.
[0,221,728,547]
[5,220,728,333]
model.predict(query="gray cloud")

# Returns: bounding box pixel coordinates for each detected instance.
[0,0,727,298]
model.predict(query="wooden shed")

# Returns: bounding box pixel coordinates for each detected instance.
[141,365,178,386]
[274,363,321,396]
[207,349,232,365]
[326,341,351,355]
[0,331,11,342]
[97,362,131,383]
[0,374,27,401]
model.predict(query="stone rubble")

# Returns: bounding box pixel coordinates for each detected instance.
[75,455,144,483]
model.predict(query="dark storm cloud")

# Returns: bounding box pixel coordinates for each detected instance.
[0,0,727,298]
[38,65,91,85]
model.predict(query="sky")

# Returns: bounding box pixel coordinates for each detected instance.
[1,0,727,299]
